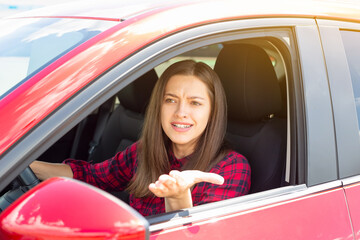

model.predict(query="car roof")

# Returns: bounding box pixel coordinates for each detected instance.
[8,0,360,23]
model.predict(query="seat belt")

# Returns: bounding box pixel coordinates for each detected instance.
[70,118,88,158]
[88,97,115,162]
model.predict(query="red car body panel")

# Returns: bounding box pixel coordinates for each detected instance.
[344,183,360,239]
[0,177,147,240]
[151,188,353,239]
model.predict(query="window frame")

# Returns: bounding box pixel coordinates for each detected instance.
[317,19,360,179]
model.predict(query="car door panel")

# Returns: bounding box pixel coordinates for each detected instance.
[151,187,353,239]
[343,180,360,239]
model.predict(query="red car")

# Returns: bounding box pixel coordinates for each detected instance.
[1,0,360,239]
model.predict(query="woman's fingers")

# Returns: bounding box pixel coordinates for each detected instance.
[169,170,224,187]
[159,174,176,184]
[177,170,224,186]
[148,183,159,195]
[149,170,224,198]
[159,174,177,190]
[149,182,168,197]
[194,171,224,185]
[169,170,187,187]
[149,174,178,197]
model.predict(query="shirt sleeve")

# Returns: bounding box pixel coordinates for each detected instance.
[63,142,138,192]
[192,151,251,206]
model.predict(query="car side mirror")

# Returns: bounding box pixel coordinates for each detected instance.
[0,177,148,240]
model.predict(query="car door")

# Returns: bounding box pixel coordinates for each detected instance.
[318,19,360,239]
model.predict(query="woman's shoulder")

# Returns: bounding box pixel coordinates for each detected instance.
[215,150,250,169]
[113,141,139,160]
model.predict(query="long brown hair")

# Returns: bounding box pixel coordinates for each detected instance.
[127,60,228,197]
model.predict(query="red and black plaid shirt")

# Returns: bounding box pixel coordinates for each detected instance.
[64,142,251,216]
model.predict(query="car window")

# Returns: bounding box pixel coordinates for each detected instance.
[151,39,290,194]
[0,18,117,99]
[340,30,360,131]
[35,37,290,195]
[154,44,223,75]
[0,23,295,217]
[37,37,291,189]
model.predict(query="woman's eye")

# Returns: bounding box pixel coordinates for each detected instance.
[191,101,201,106]
[165,98,175,103]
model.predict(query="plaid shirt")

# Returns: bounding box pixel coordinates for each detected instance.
[64,142,251,216]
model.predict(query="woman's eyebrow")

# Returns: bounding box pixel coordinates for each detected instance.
[188,96,205,100]
[164,93,178,98]
[164,93,205,100]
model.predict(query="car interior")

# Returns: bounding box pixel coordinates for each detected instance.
[214,43,287,193]
[0,37,289,213]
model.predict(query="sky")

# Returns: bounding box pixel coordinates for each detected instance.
[0,0,81,17]
[1,0,360,17]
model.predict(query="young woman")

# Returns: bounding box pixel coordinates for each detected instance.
[31,60,251,216]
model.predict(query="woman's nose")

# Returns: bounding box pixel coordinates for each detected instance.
[175,102,189,118]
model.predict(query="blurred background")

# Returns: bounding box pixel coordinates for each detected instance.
[0,0,78,17]
[1,0,358,17]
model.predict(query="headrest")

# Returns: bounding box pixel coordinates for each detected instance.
[117,69,158,114]
[214,44,282,122]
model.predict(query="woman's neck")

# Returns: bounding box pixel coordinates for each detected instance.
[172,143,195,159]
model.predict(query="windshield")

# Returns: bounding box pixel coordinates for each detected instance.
[0,17,118,98]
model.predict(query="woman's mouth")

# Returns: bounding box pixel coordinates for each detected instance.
[171,122,193,131]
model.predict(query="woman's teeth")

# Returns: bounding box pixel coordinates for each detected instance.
[173,124,191,128]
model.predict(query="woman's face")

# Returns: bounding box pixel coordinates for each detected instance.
[161,74,212,156]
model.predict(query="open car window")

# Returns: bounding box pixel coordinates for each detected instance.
[32,35,292,210]
[1,24,299,224]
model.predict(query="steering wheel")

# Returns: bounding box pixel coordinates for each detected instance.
[0,167,40,212]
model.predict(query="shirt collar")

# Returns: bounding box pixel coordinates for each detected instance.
[168,149,190,168]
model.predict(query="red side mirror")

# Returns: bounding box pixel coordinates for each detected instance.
[0,177,148,240]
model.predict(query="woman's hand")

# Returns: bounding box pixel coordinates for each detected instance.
[149,170,224,212]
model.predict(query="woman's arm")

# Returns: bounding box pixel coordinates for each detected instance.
[149,170,224,212]
[30,161,74,181]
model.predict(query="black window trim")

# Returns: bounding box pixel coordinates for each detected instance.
[317,19,360,179]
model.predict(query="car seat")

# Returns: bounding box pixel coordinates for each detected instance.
[91,69,158,164]
[214,43,287,193]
